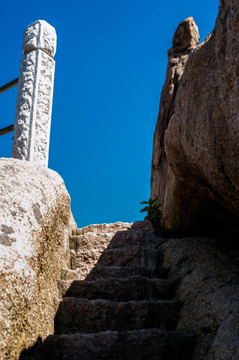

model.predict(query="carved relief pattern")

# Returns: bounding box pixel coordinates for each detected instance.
[22,20,56,58]
[34,51,55,165]
[41,24,56,58]
[12,20,56,167]
[22,22,39,54]
[12,51,37,161]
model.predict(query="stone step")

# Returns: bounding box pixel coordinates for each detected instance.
[69,229,147,252]
[63,277,177,301]
[69,231,166,253]
[108,232,167,249]
[86,265,170,280]
[70,221,155,254]
[60,268,80,281]
[95,247,164,269]
[29,329,195,360]
[71,220,154,237]
[72,228,84,236]
[70,247,164,278]
[144,233,169,249]
[55,298,182,334]
[107,229,149,248]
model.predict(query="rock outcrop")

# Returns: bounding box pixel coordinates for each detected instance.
[151,16,200,207]
[151,0,239,235]
[161,236,239,360]
[0,158,75,360]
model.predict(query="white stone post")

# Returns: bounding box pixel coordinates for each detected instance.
[12,20,57,167]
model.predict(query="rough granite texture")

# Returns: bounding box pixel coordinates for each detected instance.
[68,220,154,279]
[151,0,239,234]
[151,16,200,207]
[42,329,169,360]
[20,220,195,360]
[161,237,239,360]
[0,158,76,360]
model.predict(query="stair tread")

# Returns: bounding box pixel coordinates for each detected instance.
[59,297,182,305]
[55,298,182,334]
[100,246,163,251]
[20,329,195,360]
[87,265,170,280]
[36,330,195,360]
[72,220,154,236]
[63,277,176,301]
[95,246,164,268]
[69,233,166,253]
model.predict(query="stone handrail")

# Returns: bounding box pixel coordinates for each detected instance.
[0,124,14,136]
[0,79,18,136]
[0,78,18,94]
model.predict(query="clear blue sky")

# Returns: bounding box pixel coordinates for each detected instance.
[0,0,219,227]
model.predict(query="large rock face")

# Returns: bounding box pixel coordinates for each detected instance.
[151,17,200,206]
[161,236,239,360]
[151,0,239,235]
[0,158,75,360]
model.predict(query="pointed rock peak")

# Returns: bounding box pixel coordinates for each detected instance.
[169,17,200,55]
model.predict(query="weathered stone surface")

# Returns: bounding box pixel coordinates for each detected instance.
[12,20,56,167]
[68,220,154,279]
[161,236,239,360]
[86,265,170,280]
[45,329,169,360]
[62,277,175,301]
[95,247,163,268]
[55,297,181,334]
[151,1,239,234]
[20,329,195,360]
[151,17,199,206]
[22,20,57,57]
[170,17,200,55]
[20,220,195,359]
[0,158,75,360]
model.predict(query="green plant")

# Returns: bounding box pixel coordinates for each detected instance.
[140,198,163,232]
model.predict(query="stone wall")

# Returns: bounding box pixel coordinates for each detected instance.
[0,158,76,360]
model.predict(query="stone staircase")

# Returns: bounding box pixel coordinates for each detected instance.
[22,221,195,359]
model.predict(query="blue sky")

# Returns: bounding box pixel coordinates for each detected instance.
[0,0,219,227]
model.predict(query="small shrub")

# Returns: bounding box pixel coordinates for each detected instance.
[140,198,163,234]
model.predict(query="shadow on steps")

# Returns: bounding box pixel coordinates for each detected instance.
[20,331,196,360]
[19,221,196,360]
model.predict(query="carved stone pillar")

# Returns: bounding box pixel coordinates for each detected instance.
[12,20,57,167]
